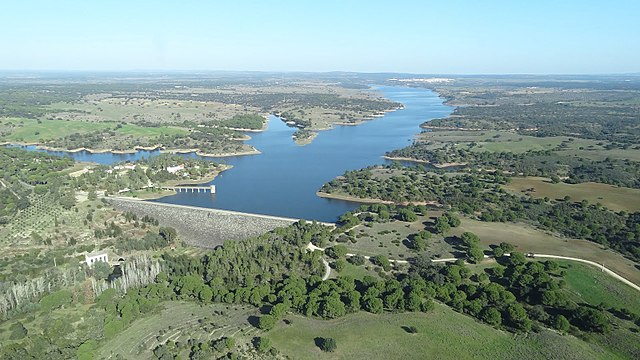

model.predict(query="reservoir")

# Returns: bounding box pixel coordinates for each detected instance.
[17,86,452,222]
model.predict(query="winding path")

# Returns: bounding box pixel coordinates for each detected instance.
[307,243,640,292]
[532,254,640,292]
[433,253,640,293]
[307,242,409,281]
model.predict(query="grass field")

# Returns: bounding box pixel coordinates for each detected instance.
[0,118,112,142]
[269,304,618,360]
[333,262,380,280]
[97,301,260,359]
[46,98,258,125]
[560,261,640,314]
[451,218,640,286]
[419,130,602,154]
[503,177,640,212]
[0,118,187,145]
[114,123,188,138]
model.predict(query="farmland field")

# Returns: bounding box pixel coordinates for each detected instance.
[97,301,261,359]
[268,304,618,360]
[451,218,640,286]
[503,177,640,212]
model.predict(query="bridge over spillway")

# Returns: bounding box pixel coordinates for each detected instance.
[161,185,216,194]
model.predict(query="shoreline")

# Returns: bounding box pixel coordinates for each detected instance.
[383,156,467,168]
[316,191,441,207]
[293,132,318,146]
[286,104,405,144]
[4,141,262,158]
[116,164,234,200]
[160,147,261,158]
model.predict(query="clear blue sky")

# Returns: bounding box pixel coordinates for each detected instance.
[1,0,638,74]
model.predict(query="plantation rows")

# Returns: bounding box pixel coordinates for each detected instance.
[6,193,62,244]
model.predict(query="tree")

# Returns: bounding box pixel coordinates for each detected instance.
[397,208,417,222]
[9,322,28,340]
[435,216,451,234]
[159,227,178,242]
[550,175,561,183]
[506,303,532,331]
[466,245,484,263]
[410,230,431,251]
[348,254,366,266]
[198,286,213,303]
[363,297,384,314]
[460,232,480,247]
[253,337,271,352]
[371,254,391,271]
[320,297,346,319]
[88,189,97,201]
[92,261,112,280]
[481,307,502,326]
[334,259,346,272]
[553,314,570,333]
[317,337,337,352]
[445,212,461,227]
[499,242,514,253]
[257,314,276,330]
[326,245,348,259]
[575,306,610,333]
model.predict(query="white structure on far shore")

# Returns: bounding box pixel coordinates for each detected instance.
[85,252,108,267]
[166,164,185,174]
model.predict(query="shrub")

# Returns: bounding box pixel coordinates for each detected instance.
[317,337,337,352]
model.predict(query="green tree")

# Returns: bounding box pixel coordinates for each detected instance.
[553,314,570,333]
[8,322,28,340]
[198,286,213,302]
[460,232,480,247]
[371,254,391,271]
[435,216,451,234]
[257,315,276,331]
[575,306,610,333]
[317,337,337,352]
[397,208,417,222]
[363,297,384,314]
[253,337,271,352]
[481,307,502,326]
[348,254,366,266]
[326,244,348,259]
[466,245,485,263]
[334,259,346,272]
[320,297,346,319]
[159,227,178,242]
[92,261,112,280]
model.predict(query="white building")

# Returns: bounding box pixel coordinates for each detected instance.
[85,252,109,267]
[166,164,185,174]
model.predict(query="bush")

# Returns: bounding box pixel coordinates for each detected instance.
[317,337,337,352]
[253,336,271,352]
[404,326,418,333]
[348,254,366,266]
[257,315,276,330]
[9,322,28,340]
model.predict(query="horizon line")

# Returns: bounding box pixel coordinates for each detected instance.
[0,69,639,77]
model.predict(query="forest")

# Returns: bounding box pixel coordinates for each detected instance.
[387,144,640,188]
[3,213,635,359]
[320,165,640,261]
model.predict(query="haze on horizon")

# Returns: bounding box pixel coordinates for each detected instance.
[1,0,639,74]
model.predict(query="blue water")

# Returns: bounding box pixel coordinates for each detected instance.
[14,86,452,221]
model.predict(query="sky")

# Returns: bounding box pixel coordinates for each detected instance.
[1,0,639,74]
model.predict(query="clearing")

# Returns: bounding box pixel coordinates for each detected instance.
[503,177,640,212]
[268,304,618,360]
